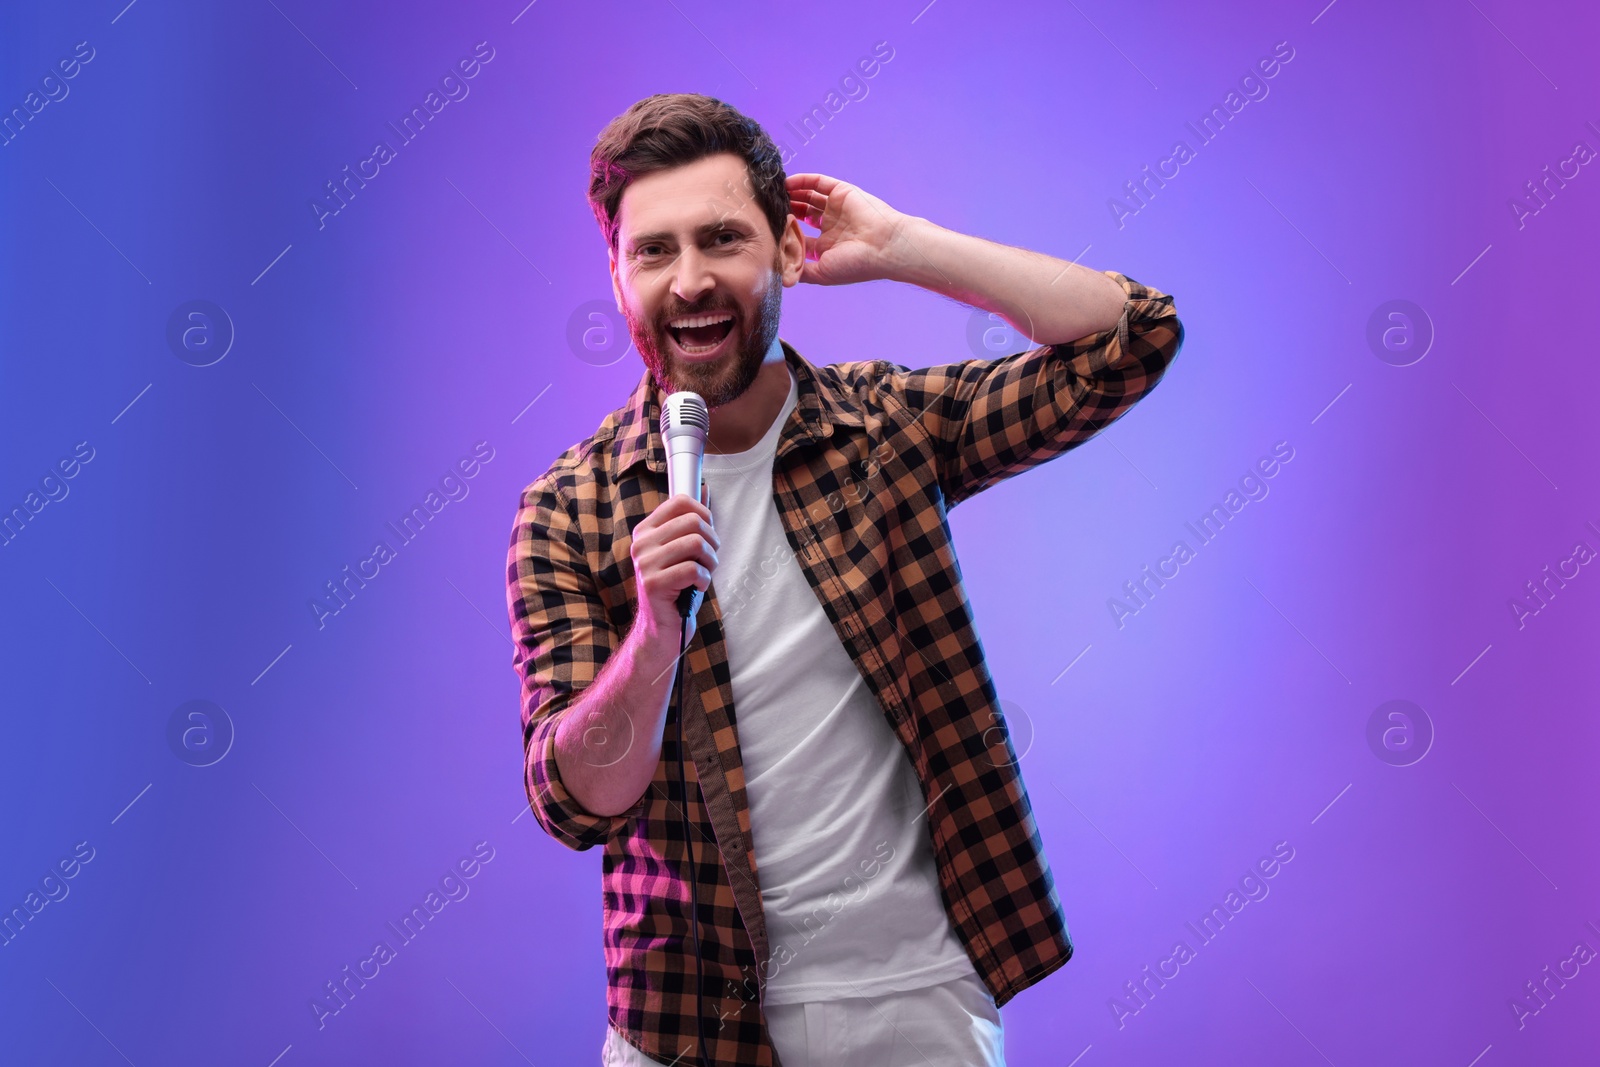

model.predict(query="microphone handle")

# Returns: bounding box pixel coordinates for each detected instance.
[666,450,705,620]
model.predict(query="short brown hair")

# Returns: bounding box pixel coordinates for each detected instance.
[587,93,788,256]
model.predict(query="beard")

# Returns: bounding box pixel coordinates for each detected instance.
[627,263,784,408]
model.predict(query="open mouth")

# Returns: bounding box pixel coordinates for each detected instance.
[665,311,736,358]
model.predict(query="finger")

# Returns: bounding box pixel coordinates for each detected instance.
[677,517,721,553]
[655,511,720,550]
[643,538,717,576]
[639,496,710,543]
[789,192,826,227]
[785,173,836,195]
[655,493,712,523]
[649,509,715,541]
[638,497,675,532]
[650,548,715,587]
[659,561,712,593]
[679,497,714,533]
[638,528,717,574]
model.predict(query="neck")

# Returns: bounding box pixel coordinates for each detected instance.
[704,335,790,454]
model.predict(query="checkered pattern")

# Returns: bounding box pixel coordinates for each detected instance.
[507,270,1183,1066]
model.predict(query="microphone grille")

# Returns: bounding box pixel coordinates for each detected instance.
[661,392,710,434]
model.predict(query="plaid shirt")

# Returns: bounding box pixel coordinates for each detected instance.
[507,270,1183,1066]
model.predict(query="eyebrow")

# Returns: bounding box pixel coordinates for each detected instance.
[626,217,753,250]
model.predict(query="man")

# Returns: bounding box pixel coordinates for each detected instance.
[506,92,1183,1067]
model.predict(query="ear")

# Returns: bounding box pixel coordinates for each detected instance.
[779,213,805,288]
[609,247,624,313]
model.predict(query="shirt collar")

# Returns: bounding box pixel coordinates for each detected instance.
[609,339,865,476]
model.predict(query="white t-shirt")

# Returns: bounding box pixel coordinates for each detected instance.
[700,366,978,1006]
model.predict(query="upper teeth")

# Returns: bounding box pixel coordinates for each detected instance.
[668,313,733,330]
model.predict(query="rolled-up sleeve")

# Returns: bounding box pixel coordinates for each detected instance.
[875,270,1184,508]
[506,473,643,851]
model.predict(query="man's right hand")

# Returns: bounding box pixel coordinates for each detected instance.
[628,484,718,666]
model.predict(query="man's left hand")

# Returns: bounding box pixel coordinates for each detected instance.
[786,172,923,286]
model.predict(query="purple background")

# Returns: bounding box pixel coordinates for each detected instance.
[3,0,1597,1063]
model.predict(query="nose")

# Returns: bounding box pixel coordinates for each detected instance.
[669,244,715,307]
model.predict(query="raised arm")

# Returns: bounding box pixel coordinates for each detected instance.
[875,270,1183,507]
[787,170,1129,343]
[786,173,1184,506]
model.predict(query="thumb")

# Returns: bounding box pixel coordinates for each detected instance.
[701,481,713,522]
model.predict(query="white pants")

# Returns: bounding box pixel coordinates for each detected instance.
[601,970,1005,1066]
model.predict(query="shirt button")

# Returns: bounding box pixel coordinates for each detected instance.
[727,837,743,852]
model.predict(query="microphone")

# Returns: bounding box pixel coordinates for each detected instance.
[660,391,709,619]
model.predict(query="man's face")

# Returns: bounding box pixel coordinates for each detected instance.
[609,152,803,407]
